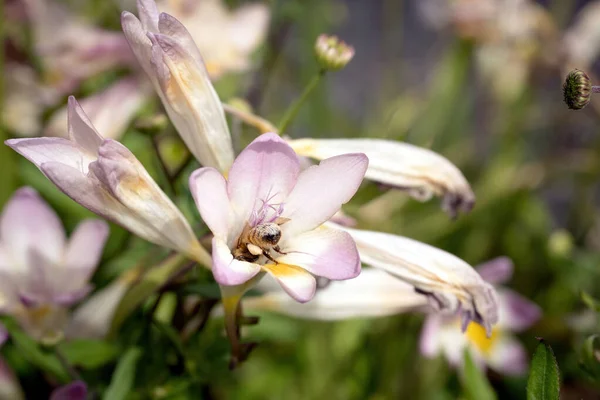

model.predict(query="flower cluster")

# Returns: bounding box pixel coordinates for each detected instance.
[0,0,544,394]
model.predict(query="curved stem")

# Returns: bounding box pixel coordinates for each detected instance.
[278,69,327,135]
[222,103,278,134]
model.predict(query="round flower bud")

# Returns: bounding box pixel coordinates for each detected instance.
[563,69,592,110]
[314,34,355,71]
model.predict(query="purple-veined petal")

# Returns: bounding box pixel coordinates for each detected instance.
[66,96,103,156]
[227,133,300,224]
[212,237,261,286]
[288,138,475,218]
[247,268,428,320]
[476,257,514,285]
[486,335,528,375]
[189,167,231,239]
[498,288,541,332]
[260,263,317,303]
[62,220,109,293]
[5,137,94,174]
[157,13,206,68]
[49,380,87,400]
[0,187,65,271]
[281,153,367,236]
[276,225,360,280]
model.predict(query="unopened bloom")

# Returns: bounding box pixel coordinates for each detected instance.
[155,0,270,78]
[6,97,208,263]
[244,268,428,320]
[420,257,541,375]
[121,1,235,172]
[563,69,593,110]
[45,78,150,140]
[314,34,355,71]
[289,138,475,217]
[332,223,499,335]
[190,132,368,301]
[0,188,108,341]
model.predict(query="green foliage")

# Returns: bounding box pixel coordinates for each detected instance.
[527,341,561,400]
[103,348,142,400]
[59,339,119,370]
[461,350,497,400]
[579,335,600,382]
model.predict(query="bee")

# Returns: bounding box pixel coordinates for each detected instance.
[233,217,290,263]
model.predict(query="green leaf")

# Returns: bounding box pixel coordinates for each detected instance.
[59,339,119,369]
[0,127,17,208]
[109,253,188,336]
[527,340,560,400]
[581,291,600,312]
[579,334,600,381]
[103,347,142,400]
[2,321,69,382]
[461,349,497,400]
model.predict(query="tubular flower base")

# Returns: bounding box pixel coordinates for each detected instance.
[0,188,108,341]
[289,138,475,218]
[6,97,209,265]
[189,133,368,363]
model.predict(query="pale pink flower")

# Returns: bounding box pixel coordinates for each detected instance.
[419,257,541,375]
[189,133,368,302]
[50,381,87,400]
[6,97,208,264]
[0,188,108,340]
[121,0,235,172]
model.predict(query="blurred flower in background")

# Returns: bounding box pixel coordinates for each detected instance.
[155,0,270,78]
[420,257,541,375]
[0,187,108,341]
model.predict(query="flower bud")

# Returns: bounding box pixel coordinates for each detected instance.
[563,69,592,110]
[314,34,354,71]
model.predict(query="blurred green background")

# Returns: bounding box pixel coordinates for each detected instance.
[3,0,600,398]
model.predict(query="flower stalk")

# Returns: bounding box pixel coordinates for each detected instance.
[278,69,326,135]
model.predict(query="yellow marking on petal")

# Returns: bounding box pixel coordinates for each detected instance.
[205,61,224,79]
[465,321,499,355]
[261,263,307,277]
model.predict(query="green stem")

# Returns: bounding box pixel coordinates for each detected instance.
[149,135,177,196]
[53,344,82,382]
[278,69,327,135]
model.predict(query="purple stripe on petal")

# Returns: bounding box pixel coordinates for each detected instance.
[498,289,542,332]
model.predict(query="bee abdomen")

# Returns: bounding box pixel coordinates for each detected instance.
[248,223,282,247]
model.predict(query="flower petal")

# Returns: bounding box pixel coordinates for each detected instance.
[247,268,427,319]
[486,335,528,375]
[476,257,514,285]
[189,167,231,238]
[289,138,475,217]
[5,137,94,174]
[334,223,499,335]
[50,380,87,400]
[276,225,360,280]
[227,133,300,224]
[260,263,317,303]
[137,0,160,31]
[0,357,24,400]
[121,11,156,80]
[0,187,65,270]
[281,153,367,236]
[498,288,541,332]
[46,79,149,141]
[66,97,104,156]
[62,220,109,293]
[419,316,442,357]
[91,140,201,256]
[147,27,234,172]
[212,237,261,286]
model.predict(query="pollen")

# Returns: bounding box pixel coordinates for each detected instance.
[465,321,499,355]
